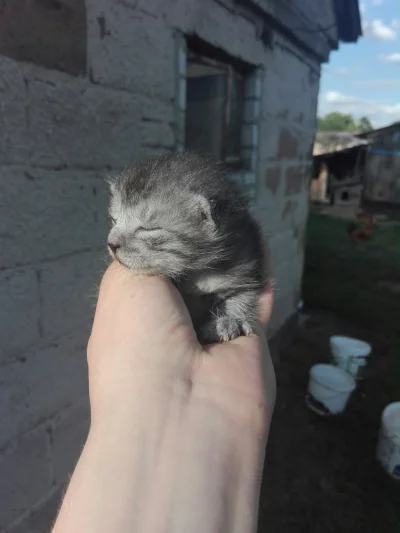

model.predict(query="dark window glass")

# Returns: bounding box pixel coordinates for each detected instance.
[185,52,245,167]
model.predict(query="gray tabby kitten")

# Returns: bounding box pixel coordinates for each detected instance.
[107,151,267,344]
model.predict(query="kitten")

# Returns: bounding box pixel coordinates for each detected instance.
[107,151,267,344]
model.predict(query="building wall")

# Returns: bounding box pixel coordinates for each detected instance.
[0,0,332,530]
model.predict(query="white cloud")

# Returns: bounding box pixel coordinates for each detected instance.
[360,2,366,15]
[391,19,400,29]
[362,19,397,40]
[351,79,400,88]
[318,91,400,127]
[381,53,400,64]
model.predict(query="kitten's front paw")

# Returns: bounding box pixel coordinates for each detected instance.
[200,316,254,344]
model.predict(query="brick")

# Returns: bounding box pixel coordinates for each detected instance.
[50,398,90,485]
[40,249,105,338]
[285,166,304,196]
[278,128,299,159]
[0,335,88,449]
[241,124,258,148]
[0,56,29,164]
[0,167,109,269]
[87,2,175,101]
[28,79,143,168]
[0,268,40,363]
[0,428,52,529]
[240,148,256,171]
[7,487,63,533]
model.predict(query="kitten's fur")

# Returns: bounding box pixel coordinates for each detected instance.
[107,151,267,344]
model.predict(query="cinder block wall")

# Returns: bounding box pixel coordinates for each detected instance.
[0,0,332,530]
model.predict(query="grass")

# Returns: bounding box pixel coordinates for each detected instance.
[302,212,400,402]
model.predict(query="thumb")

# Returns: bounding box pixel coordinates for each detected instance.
[258,287,274,328]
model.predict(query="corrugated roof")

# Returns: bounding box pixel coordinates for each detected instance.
[356,122,400,138]
[333,0,363,43]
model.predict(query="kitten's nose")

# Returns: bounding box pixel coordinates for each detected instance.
[108,240,121,255]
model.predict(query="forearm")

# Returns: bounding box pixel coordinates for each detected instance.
[52,382,266,533]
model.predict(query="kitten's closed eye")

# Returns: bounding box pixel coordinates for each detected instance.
[136,227,163,237]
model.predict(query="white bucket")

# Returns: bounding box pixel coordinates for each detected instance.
[376,402,400,481]
[330,336,372,379]
[306,364,356,416]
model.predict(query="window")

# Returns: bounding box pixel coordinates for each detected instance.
[175,34,262,204]
[184,41,254,169]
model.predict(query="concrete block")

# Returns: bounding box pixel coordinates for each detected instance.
[142,98,174,124]
[190,4,264,67]
[28,79,143,168]
[0,0,86,76]
[0,334,89,449]
[141,121,175,149]
[0,428,52,529]
[258,117,280,161]
[268,291,297,337]
[50,397,90,485]
[0,167,109,269]
[267,230,297,273]
[6,487,63,533]
[39,249,105,338]
[87,2,175,101]
[0,268,40,363]
[0,56,29,164]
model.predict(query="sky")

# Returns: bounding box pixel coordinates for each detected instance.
[318,0,400,128]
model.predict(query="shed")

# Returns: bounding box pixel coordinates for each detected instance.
[358,122,400,213]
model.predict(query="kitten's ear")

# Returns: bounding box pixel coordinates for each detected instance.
[194,195,216,226]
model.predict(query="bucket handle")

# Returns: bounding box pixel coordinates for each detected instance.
[344,354,364,373]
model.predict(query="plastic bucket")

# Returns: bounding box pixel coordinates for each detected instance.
[330,336,372,379]
[306,364,356,416]
[376,402,400,480]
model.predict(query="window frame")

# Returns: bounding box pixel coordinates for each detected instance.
[185,47,247,170]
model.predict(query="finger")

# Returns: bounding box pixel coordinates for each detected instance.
[258,287,274,327]
[89,261,198,361]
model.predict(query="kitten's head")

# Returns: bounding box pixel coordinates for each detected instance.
[107,152,241,279]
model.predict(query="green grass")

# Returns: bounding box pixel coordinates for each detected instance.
[302,212,400,400]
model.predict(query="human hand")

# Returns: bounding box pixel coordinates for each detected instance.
[53,261,275,533]
[87,261,275,435]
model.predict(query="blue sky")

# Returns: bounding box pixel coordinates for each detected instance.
[318,0,400,127]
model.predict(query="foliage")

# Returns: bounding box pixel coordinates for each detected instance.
[317,112,373,133]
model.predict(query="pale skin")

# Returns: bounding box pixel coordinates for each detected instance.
[52,261,276,533]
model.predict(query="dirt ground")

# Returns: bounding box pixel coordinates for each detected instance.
[257,311,400,533]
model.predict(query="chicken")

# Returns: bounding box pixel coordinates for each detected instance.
[347,213,374,245]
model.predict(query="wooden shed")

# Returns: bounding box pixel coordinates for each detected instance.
[359,122,400,213]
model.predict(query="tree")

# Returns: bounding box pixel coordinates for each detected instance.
[317,112,358,132]
[317,112,374,133]
[358,116,373,133]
